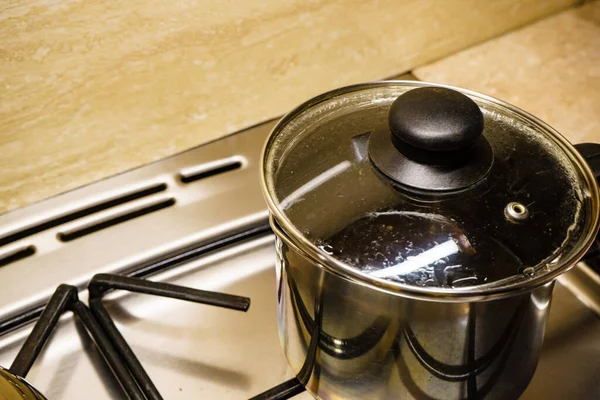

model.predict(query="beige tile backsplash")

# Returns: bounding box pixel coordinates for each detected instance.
[415,0,600,145]
[0,0,582,213]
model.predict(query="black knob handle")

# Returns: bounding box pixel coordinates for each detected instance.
[388,87,484,159]
[368,85,493,194]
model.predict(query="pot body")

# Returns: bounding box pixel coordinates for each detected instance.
[274,225,555,400]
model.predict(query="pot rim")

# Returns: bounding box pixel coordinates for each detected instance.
[261,80,600,302]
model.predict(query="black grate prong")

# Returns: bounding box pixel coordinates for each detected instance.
[7,271,254,400]
[89,297,163,400]
[9,284,145,400]
[69,299,145,400]
[89,273,250,311]
[87,273,251,400]
[249,378,306,400]
[9,284,77,377]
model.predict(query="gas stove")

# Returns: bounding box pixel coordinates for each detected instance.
[0,76,599,399]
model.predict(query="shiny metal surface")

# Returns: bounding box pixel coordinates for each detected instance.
[557,262,600,316]
[275,224,555,399]
[504,202,529,222]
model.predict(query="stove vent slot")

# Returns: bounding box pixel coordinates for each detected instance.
[0,245,35,268]
[57,196,176,242]
[0,182,168,248]
[179,157,244,184]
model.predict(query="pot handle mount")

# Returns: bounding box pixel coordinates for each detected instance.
[575,142,600,264]
[575,143,600,184]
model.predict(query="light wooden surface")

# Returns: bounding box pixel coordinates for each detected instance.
[0,0,578,213]
[415,0,600,144]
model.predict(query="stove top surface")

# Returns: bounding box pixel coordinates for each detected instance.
[0,75,599,399]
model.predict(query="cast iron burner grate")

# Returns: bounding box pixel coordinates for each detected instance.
[7,273,306,400]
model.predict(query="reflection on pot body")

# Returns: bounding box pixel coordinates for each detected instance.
[276,235,554,400]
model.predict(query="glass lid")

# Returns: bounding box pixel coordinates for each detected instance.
[262,81,599,297]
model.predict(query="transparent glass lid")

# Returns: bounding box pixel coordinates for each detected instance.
[263,82,597,291]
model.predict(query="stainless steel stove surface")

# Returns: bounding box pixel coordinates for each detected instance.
[1,83,600,399]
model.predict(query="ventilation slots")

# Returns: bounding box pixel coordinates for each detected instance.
[0,182,167,247]
[179,157,244,184]
[57,196,176,242]
[0,245,35,268]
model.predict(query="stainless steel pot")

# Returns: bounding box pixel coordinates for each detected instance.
[274,221,555,399]
[261,81,600,400]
